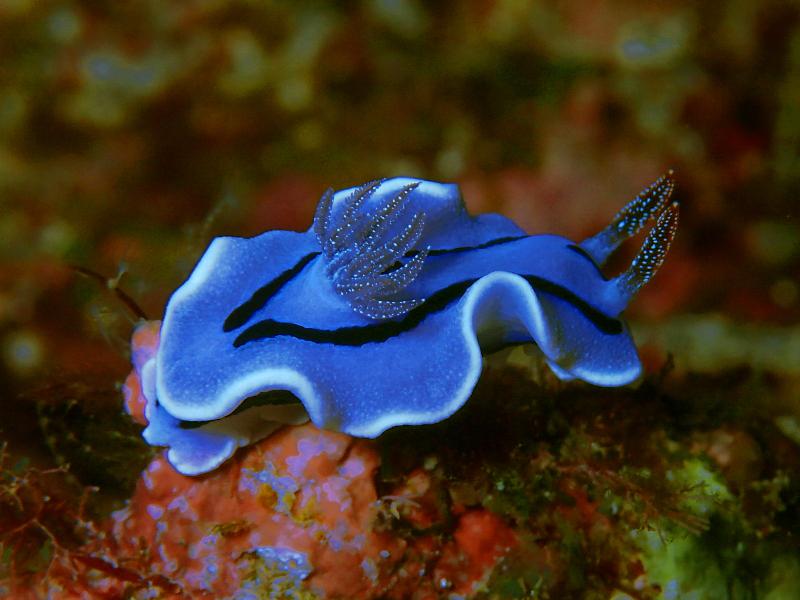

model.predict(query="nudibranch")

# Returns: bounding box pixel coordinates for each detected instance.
[141,175,678,475]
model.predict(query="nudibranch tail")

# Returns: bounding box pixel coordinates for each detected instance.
[581,170,676,266]
[615,201,680,301]
[314,179,430,320]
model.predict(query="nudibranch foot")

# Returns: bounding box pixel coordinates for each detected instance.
[145,175,679,475]
[581,170,676,265]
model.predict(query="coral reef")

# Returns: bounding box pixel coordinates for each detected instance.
[27,420,521,599]
[0,443,93,591]
[104,424,403,598]
[1,1,798,598]
[4,318,797,598]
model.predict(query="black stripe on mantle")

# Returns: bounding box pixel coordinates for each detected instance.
[233,274,622,348]
[224,252,320,332]
[224,234,529,332]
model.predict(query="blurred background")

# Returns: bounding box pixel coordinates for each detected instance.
[0,1,798,458]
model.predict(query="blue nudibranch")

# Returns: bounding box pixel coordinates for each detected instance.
[143,175,679,474]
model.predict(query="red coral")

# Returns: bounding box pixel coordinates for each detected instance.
[97,424,399,598]
[436,509,518,596]
[122,320,161,426]
[30,320,522,598]
[0,445,96,598]
[43,422,516,599]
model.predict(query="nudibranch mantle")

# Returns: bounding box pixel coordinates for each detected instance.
[144,176,678,475]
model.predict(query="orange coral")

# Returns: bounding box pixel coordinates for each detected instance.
[104,423,406,598]
[122,319,161,426]
[434,509,518,597]
[37,320,519,598]
[56,422,517,599]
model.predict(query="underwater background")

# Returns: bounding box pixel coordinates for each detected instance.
[1,1,799,598]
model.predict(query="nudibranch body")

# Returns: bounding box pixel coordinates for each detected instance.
[142,175,678,475]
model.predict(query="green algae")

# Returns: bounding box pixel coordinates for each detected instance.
[376,344,800,598]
